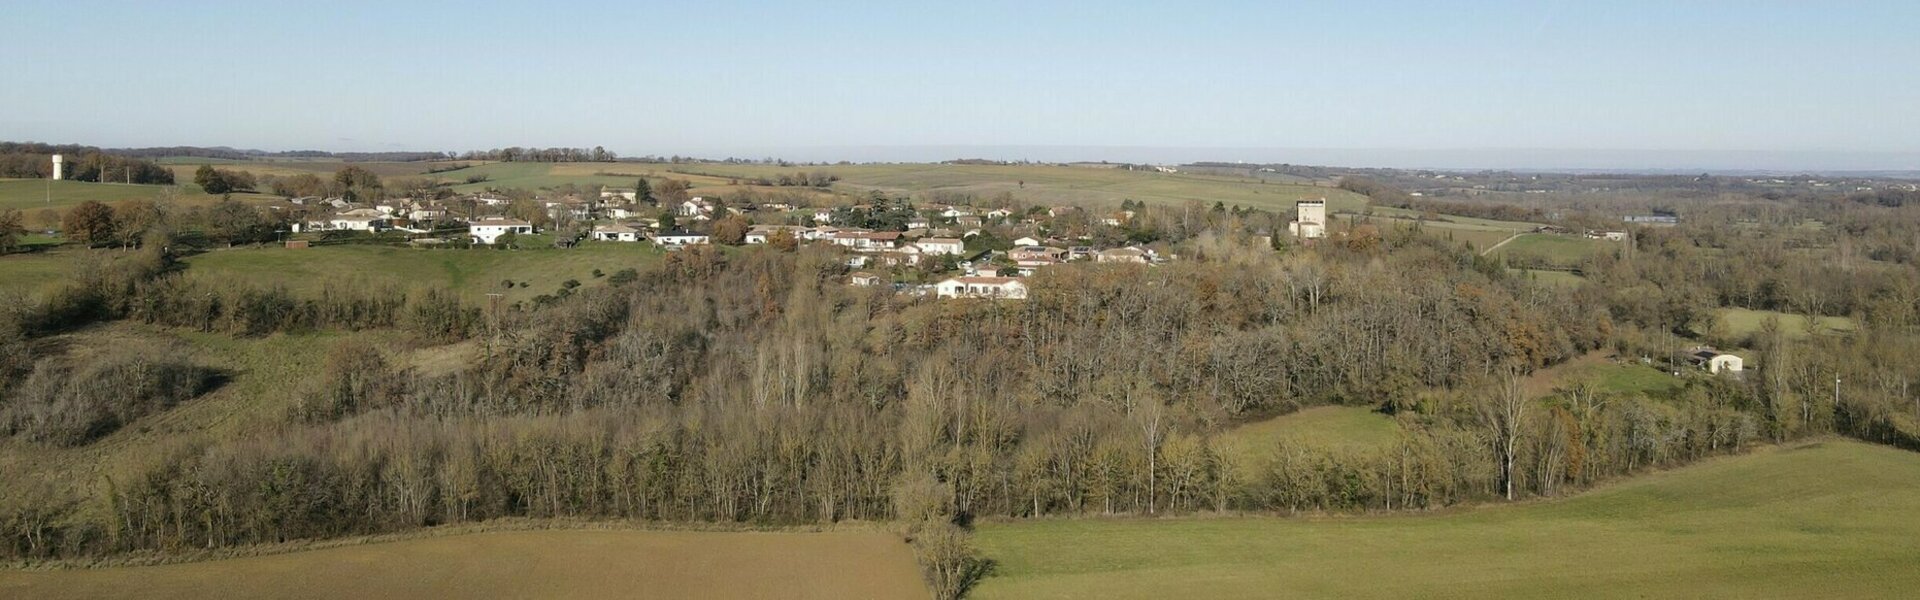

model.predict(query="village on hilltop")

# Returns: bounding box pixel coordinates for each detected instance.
[272,183,1324,301]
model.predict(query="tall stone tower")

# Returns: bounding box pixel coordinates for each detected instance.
[51,154,64,181]
[1289,198,1327,239]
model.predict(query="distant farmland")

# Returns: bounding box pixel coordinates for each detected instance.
[973,440,1920,599]
[0,529,929,600]
[0,179,277,213]
[664,162,1360,213]
[123,159,1361,214]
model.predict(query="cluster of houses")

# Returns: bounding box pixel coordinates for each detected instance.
[286,186,1191,301]
[841,233,1160,300]
[290,198,451,234]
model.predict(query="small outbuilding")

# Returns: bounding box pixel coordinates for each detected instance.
[1689,347,1744,374]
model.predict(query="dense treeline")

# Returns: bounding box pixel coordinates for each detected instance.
[0,143,450,163]
[456,146,619,163]
[0,146,173,184]
[4,189,1920,570]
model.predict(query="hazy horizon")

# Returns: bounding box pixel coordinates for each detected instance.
[7,1,1918,171]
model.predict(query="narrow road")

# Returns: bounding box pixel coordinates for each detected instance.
[1481,232,1525,256]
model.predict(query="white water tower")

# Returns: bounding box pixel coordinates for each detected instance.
[51,154,64,181]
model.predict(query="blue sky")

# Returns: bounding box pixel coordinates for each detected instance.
[4,1,1918,169]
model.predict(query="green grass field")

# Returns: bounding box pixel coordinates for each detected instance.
[1525,352,1681,400]
[1216,406,1402,477]
[0,249,85,297]
[1720,307,1855,339]
[974,439,1920,599]
[1490,233,1614,267]
[1363,206,1542,252]
[1,179,174,212]
[1219,406,1401,455]
[1571,360,1683,397]
[181,242,667,304]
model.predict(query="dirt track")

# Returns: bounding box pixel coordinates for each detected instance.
[0,529,928,600]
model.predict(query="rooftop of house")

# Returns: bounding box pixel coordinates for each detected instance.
[946,276,1024,285]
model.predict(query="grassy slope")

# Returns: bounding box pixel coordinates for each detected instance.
[1490,233,1614,267]
[0,529,929,600]
[1721,307,1855,339]
[974,439,1920,599]
[181,242,666,304]
[1365,206,1543,252]
[0,248,86,297]
[1216,406,1401,477]
[0,323,352,503]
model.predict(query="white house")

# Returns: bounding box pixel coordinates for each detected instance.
[470,218,534,244]
[832,231,902,251]
[678,198,714,218]
[812,209,834,224]
[474,194,512,207]
[850,271,886,286]
[1095,247,1150,264]
[746,225,811,244]
[592,223,643,242]
[1012,236,1043,247]
[651,229,710,246]
[935,276,1028,300]
[329,208,391,232]
[986,208,1014,220]
[600,187,638,202]
[940,207,972,219]
[916,237,966,256]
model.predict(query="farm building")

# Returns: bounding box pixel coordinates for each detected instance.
[1689,347,1745,374]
